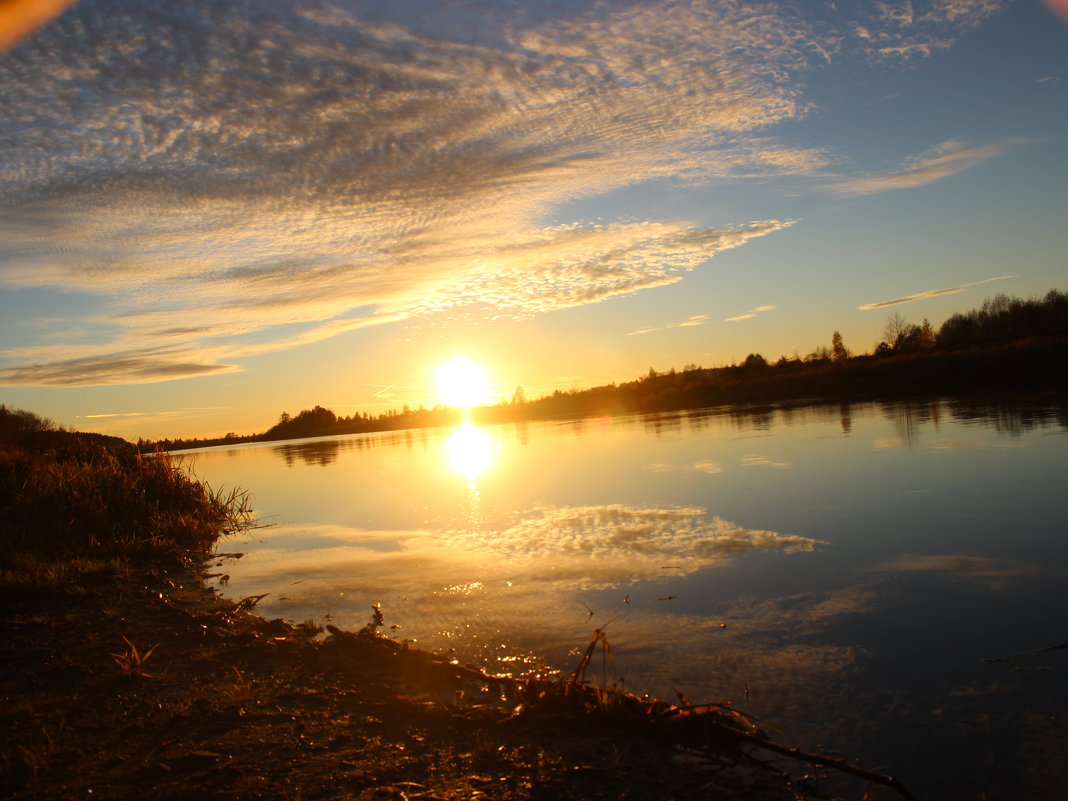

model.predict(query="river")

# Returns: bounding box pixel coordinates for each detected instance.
[179,395,1068,800]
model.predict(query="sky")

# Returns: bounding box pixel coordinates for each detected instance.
[1,0,1066,440]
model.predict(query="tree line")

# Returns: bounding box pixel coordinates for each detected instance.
[143,289,1068,451]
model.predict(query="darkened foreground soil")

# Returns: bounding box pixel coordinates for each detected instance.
[0,563,917,801]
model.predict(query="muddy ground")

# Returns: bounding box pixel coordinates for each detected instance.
[0,564,902,801]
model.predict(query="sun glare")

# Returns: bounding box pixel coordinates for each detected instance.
[433,356,491,409]
[445,421,494,485]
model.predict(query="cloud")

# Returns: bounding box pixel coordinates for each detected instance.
[678,315,710,328]
[693,459,724,474]
[643,459,723,474]
[874,554,1038,578]
[0,1,1010,385]
[726,304,776,322]
[828,139,1020,195]
[0,346,238,386]
[407,220,794,319]
[846,0,1007,62]
[627,312,714,336]
[643,463,676,473]
[857,275,1014,310]
[742,455,792,469]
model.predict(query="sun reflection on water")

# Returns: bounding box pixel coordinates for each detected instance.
[445,421,494,487]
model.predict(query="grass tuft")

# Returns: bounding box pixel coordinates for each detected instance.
[111,635,159,678]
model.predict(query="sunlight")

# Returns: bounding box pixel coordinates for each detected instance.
[445,422,493,486]
[433,356,492,409]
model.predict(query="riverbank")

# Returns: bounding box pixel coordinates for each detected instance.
[0,407,913,800]
[0,562,829,801]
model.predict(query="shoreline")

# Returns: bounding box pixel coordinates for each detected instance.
[1,555,915,801]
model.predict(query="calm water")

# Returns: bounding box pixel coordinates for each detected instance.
[181,397,1068,800]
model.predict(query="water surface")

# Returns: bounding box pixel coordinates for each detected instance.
[182,397,1068,800]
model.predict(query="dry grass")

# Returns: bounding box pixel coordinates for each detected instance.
[111,635,159,678]
[0,405,252,590]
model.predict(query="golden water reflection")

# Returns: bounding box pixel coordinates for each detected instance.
[444,421,495,486]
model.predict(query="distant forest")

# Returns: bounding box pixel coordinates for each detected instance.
[144,289,1068,452]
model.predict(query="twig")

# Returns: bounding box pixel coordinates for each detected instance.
[730,730,920,801]
[982,641,1068,669]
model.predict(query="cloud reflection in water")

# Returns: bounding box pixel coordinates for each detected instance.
[232,504,821,598]
[221,502,824,684]
[442,504,821,588]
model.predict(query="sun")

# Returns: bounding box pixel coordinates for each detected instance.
[433,356,492,409]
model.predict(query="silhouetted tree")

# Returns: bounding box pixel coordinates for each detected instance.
[919,319,936,349]
[831,330,849,362]
[805,346,832,362]
[895,324,923,352]
[742,353,768,369]
[938,289,1068,349]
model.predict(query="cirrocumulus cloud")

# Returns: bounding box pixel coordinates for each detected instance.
[0,0,1006,386]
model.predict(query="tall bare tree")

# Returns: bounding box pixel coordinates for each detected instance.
[883,312,910,349]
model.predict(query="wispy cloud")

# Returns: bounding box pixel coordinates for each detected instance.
[679,315,710,328]
[627,312,714,336]
[726,305,776,322]
[0,0,1009,386]
[742,455,792,469]
[858,275,1014,310]
[828,139,1020,195]
[0,346,238,387]
[643,459,724,474]
[693,459,724,474]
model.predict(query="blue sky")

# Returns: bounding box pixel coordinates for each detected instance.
[1,0,1066,439]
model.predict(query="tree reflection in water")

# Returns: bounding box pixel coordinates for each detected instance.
[272,440,341,467]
